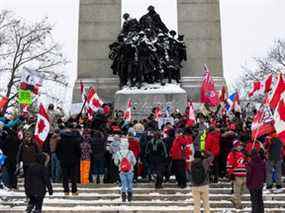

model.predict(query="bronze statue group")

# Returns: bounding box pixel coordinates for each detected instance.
[109,6,187,89]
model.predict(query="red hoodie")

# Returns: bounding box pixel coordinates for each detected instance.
[128,137,141,158]
[205,130,221,157]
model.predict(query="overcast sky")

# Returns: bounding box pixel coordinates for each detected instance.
[1,0,285,94]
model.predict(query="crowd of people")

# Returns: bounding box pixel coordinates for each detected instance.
[0,103,284,213]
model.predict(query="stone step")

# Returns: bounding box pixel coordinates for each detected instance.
[0,205,285,213]
[17,182,233,188]
[1,192,285,201]
[15,187,235,194]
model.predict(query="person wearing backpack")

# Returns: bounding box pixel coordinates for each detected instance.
[191,151,213,213]
[114,138,137,202]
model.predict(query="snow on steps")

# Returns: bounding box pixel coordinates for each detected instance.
[1,182,285,212]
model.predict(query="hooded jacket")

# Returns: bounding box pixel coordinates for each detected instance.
[114,139,136,172]
[56,130,81,166]
[24,153,53,197]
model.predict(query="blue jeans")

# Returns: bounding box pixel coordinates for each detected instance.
[51,153,61,182]
[120,172,134,193]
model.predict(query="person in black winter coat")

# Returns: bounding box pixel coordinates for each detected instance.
[1,127,20,189]
[25,153,53,213]
[16,129,39,178]
[56,125,81,195]
[145,131,168,188]
[91,130,106,184]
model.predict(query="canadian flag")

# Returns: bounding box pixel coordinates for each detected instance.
[80,81,86,103]
[20,68,43,95]
[86,87,103,112]
[124,99,132,122]
[248,81,262,97]
[186,101,196,127]
[251,104,275,140]
[264,74,273,93]
[274,92,285,144]
[200,64,219,106]
[269,73,285,109]
[34,104,50,146]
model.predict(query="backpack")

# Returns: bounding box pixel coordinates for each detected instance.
[191,160,206,185]
[120,152,131,172]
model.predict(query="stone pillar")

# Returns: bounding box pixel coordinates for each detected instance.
[74,0,121,103]
[178,0,225,100]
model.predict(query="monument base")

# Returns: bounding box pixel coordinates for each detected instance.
[114,83,187,119]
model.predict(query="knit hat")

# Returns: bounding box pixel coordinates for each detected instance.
[233,140,241,147]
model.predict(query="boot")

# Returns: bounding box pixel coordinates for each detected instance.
[127,192,133,202]
[121,192,127,202]
[99,175,104,184]
[25,203,33,213]
[96,175,100,184]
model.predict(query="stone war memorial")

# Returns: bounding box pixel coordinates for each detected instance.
[74,0,224,117]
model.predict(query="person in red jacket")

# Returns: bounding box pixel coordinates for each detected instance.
[170,129,189,188]
[227,140,247,209]
[128,132,141,182]
[205,127,221,183]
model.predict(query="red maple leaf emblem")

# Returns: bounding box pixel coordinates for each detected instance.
[278,99,285,121]
[37,119,46,133]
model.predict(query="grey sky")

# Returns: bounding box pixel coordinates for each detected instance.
[1,0,285,96]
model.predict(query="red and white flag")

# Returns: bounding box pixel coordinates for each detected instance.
[219,85,227,102]
[264,74,273,93]
[251,104,275,140]
[80,81,86,103]
[274,92,285,144]
[124,99,132,122]
[248,81,262,97]
[155,105,162,121]
[20,68,43,95]
[186,101,196,127]
[200,64,219,106]
[34,104,50,146]
[269,73,285,109]
[86,87,103,112]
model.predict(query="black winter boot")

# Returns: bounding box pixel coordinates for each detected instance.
[121,192,127,202]
[127,192,133,202]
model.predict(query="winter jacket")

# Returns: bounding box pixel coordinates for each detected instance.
[265,137,283,162]
[1,129,20,164]
[24,155,53,197]
[246,153,266,190]
[17,141,39,166]
[170,135,189,160]
[110,140,121,158]
[91,133,106,160]
[145,139,168,161]
[81,140,92,161]
[205,130,221,157]
[49,133,60,153]
[191,153,214,186]
[56,130,81,166]
[114,140,137,172]
[128,137,141,158]
[227,149,247,177]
